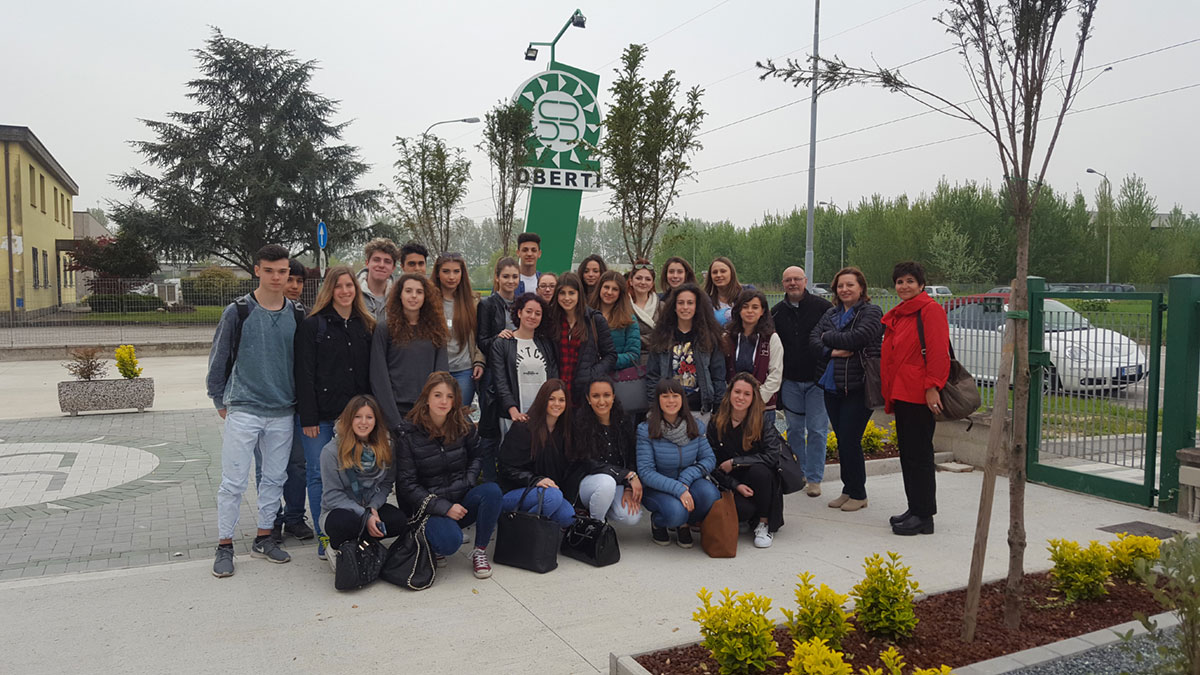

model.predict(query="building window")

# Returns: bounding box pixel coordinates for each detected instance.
[40,175,46,213]
[32,247,40,287]
[54,187,59,222]
[29,166,36,207]
[43,251,50,289]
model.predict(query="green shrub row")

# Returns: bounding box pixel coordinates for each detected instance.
[85,294,164,313]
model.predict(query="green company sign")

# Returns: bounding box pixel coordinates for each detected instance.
[512,62,602,274]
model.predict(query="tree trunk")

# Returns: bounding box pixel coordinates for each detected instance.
[1004,195,1033,630]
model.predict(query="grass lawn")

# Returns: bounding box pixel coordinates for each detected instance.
[76,306,225,323]
[1059,298,1167,340]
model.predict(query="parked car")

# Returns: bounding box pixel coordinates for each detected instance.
[944,293,1148,393]
[811,283,832,298]
[986,286,1011,294]
[925,285,953,297]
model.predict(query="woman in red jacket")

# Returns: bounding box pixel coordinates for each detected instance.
[880,261,950,536]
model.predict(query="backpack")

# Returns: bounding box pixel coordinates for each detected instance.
[223,294,308,379]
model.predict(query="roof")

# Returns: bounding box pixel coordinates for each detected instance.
[0,125,79,195]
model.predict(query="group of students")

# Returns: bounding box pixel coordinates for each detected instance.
[205,233,952,583]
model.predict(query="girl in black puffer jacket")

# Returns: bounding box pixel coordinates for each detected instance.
[810,267,883,514]
[394,372,501,580]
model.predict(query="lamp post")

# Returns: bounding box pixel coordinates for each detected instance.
[523,9,586,63]
[424,117,480,137]
[818,200,843,270]
[1086,168,1111,284]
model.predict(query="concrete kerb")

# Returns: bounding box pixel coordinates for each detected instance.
[0,342,211,361]
[609,609,1180,675]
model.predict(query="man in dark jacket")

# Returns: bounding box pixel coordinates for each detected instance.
[771,266,832,497]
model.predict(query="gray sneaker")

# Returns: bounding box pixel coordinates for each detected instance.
[212,547,235,578]
[251,537,291,564]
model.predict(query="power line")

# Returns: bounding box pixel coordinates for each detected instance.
[598,0,734,70]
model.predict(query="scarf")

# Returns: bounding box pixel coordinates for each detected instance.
[631,293,658,331]
[818,305,858,394]
[661,416,692,447]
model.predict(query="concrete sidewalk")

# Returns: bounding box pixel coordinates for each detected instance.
[2,468,1194,675]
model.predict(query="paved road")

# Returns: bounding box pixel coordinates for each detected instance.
[0,323,216,348]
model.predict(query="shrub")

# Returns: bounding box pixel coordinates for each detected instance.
[1128,534,1200,675]
[1074,298,1109,313]
[693,587,784,675]
[850,552,920,639]
[115,345,143,379]
[781,572,854,650]
[85,294,164,313]
[1108,533,1161,581]
[1047,538,1112,602]
[787,641,954,675]
[181,268,255,306]
[63,347,108,381]
[859,647,954,675]
[861,421,886,455]
[825,421,897,460]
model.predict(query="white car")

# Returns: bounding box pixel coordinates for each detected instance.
[925,285,953,297]
[945,295,1148,393]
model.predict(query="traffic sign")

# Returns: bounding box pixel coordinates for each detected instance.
[317,220,328,250]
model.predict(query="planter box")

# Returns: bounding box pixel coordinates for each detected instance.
[58,378,155,415]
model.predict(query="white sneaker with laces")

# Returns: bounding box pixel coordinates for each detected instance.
[753,522,773,549]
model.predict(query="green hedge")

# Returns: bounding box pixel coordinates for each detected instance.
[180,278,258,306]
[85,294,165,313]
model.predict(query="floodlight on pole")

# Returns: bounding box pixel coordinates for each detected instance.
[524,9,586,64]
[1086,167,1112,284]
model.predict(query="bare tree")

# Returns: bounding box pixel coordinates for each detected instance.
[760,0,1099,635]
[601,43,706,264]
[392,135,471,254]
[478,101,532,256]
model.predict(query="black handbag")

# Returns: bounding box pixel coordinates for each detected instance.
[380,495,437,591]
[493,486,561,573]
[916,313,981,420]
[861,353,885,410]
[333,519,387,591]
[778,445,808,494]
[561,516,620,567]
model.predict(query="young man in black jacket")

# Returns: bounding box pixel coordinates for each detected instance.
[770,266,832,497]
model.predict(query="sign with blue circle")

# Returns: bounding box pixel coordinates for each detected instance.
[317,220,328,250]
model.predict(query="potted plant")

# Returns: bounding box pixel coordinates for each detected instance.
[58,345,155,415]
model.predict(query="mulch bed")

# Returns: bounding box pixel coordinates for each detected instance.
[636,572,1164,673]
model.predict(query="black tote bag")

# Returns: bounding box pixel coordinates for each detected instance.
[493,486,561,573]
[334,519,387,591]
[380,495,437,591]
[561,516,620,567]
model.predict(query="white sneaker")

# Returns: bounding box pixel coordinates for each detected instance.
[326,545,338,574]
[753,522,773,548]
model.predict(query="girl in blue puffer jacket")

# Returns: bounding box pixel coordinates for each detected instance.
[636,378,719,549]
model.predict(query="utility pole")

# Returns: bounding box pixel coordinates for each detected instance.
[804,0,820,280]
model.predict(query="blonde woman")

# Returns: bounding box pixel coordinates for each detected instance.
[295,265,376,560]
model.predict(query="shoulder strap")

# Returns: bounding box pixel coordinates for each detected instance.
[226,295,253,378]
[915,311,927,365]
[315,313,329,343]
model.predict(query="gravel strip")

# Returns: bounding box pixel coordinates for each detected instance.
[1010,627,1179,675]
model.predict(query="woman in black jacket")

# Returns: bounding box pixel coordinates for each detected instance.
[394,372,501,580]
[810,266,884,514]
[548,272,616,404]
[707,373,785,548]
[475,257,521,479]
[294,265,375,557]
[572,377,643,525]
[490,293,559,433]
[497,379,578,527]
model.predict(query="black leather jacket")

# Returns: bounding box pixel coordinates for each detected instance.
[557,307,617,403]
[489,335,560,418]
[497,421,584,502]
[393,419,482,517]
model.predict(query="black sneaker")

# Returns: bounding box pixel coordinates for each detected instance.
[269,523,283,544]
[284,520,315,541]
[675,526,694,549]
[651,526,670,546]
[212,547,235,578]
[251,537,292,563]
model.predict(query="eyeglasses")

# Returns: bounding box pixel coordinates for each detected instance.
[632,263,654,271]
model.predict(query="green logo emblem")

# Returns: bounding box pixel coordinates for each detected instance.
[513,70,602,171]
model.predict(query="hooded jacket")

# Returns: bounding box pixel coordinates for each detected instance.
[881,291,950,413]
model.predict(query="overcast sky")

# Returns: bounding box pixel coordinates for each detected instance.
[6,1,1198,229]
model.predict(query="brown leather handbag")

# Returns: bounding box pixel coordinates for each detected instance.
[700,488,738,558]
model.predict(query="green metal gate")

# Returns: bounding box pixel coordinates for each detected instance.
[1025,277,1166,506]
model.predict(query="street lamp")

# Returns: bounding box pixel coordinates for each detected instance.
[818,200,844,270]
[1086,168,1112,284]
[424,117,480,136]
[524,9,586,64]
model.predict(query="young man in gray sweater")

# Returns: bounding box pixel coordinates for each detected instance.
[206,244,301,577]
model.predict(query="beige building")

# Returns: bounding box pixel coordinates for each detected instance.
[1,125,79,317]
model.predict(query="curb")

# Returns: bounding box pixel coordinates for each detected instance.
[609,610,1179,675]
[0,342,211,361]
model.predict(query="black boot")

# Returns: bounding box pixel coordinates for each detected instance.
[889,509,912,526]
[892,514,934,536]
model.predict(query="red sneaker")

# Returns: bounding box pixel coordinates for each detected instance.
[471,547,492,579]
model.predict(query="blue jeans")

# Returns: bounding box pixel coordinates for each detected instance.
[641,478,720,529]
[451,368,478,410]
[424,482,503,556]
[501,487,577,527]
[825,390,872,500]
[218,411,293,540]
[253,415,309,526]
[298,419,336,536]
[780,379,829,484]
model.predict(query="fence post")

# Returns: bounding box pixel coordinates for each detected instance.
[1159,274,1200,514]
[1025,276,1046,471]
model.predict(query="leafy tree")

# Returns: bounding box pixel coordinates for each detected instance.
[111,29,381,275]
[759,0,1099,634]
[601,43,706,264]
[392,134,471,255]
[928,220,986,283]
[68,231,159,293]
[477,101,532,255]
[86,207,109,227]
